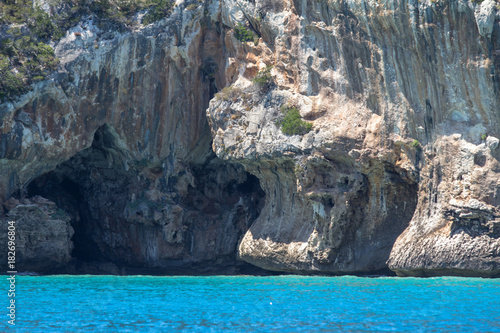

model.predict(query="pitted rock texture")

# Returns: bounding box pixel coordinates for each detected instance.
[208,86,419,274]
[207,0,500,276]
[0,2,267,274]
[0,196,74,273]
[1,0,500,276]
[387,137,500,277]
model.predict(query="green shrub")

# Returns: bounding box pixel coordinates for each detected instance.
[0,0,179,101]
[234,23,255,43]
[411,139,422,150]
[0,0,33,24]
[29,8,58,40]
[1,1,61,40]
[278,105,312,136]
[481,133,487,141]
[0,66,25,101]
[142,0,175,25]
[0,34,58,101]
[252,65,273,86]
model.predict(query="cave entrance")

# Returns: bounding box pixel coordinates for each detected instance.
[26,124,126,265]
[20,122,269,275]
[27,173,102,262]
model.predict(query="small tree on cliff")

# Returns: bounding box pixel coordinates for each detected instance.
[277,105,313,136]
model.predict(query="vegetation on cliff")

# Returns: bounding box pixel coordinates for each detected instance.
[0,0,177,101]
[234,23,256,43]
[0,0,176,31]
[0,29,58,101]
[277,105,312,136]
[252,65,273,87]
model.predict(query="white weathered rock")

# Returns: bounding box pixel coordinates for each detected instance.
[1,0,499,276]
[208,0,500,276]
[474,0,497,38]
[486,136,499,150]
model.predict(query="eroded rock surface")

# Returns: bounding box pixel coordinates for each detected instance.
[1,0,499,276]
[0,2,267,274]
[0,196,74,273]
[388,137,500,277]
[207,0,500,276]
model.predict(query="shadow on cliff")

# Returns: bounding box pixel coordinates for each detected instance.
[20,124,271,275]
[239,154,419,275]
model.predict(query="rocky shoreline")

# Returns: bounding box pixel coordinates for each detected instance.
[1,0,499,277]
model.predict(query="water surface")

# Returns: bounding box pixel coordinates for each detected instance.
[6,275,500,332]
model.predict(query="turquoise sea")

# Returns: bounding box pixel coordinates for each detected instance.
[5,275,500,332]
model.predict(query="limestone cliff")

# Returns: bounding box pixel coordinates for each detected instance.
[1,0,499,276]
[1,1,266,274]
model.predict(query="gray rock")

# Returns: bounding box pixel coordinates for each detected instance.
[0,0,499,276]
[0,198,74,273]
[486,136,499,150]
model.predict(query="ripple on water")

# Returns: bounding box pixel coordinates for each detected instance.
[7,275,500,332]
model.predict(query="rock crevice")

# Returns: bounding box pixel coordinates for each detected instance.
[1,0,499,276]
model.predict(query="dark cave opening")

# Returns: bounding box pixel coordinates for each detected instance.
[24,124,123,266]
[237,174,263,195]
[14,119,273,275]
[27,172,103,263]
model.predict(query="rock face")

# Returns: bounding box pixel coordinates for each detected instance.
[0,2,267,274]
[1,0,499,276]
[207,0,500,276]
[208,85,419,274]
[0,196,74,273]
[387,138,500,277]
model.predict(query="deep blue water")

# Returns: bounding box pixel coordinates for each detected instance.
[4,275,500,332]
